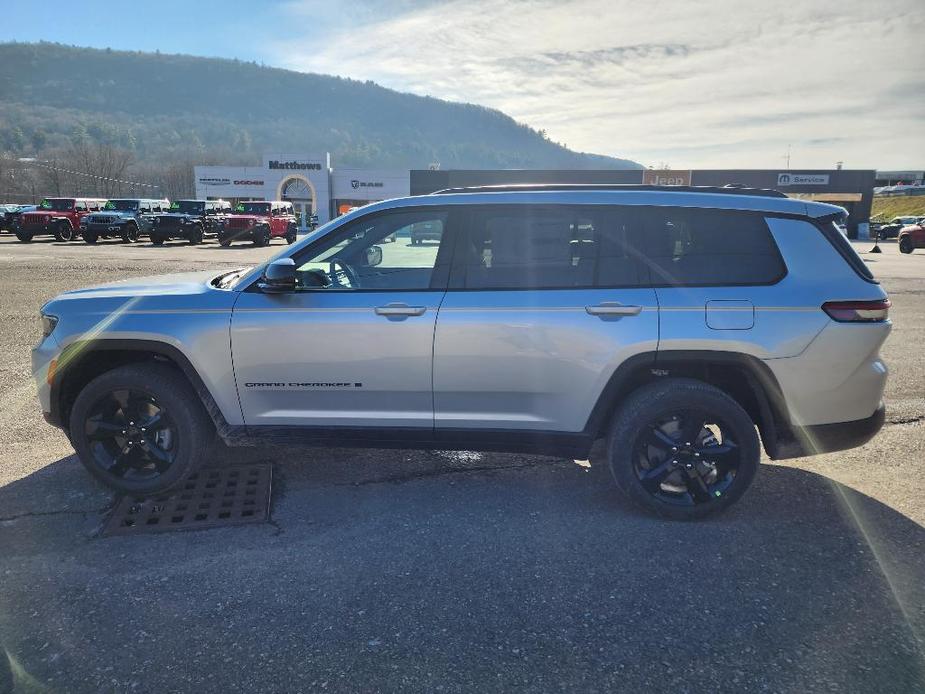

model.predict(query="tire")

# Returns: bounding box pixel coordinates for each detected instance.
[899,236,914,254]
[189,225,203,245]
[83,231,98,244]
[253,225,270,247]
[15,230,32,242]
[54,220,75,242]
[68,363,213,496]
[121,223,139,243]
[285,224,297,245]
[151,236,165,246]
[219,235,231,247]
[605,378,760,521]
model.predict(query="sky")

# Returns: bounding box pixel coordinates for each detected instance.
[2,0,924,169]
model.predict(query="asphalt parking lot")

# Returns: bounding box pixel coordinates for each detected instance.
[0,234,923,693]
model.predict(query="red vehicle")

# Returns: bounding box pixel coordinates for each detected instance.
[16,197,106,242]
[218,201,298,247]
[898,220,925,254]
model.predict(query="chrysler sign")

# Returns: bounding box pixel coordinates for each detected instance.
[777,173,830,186]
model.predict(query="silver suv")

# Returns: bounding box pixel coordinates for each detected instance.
[32,186,891,519]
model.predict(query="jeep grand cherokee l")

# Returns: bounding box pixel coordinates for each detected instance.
[32,185,890,520]
[150,199,232,245]
[17,197,106,242]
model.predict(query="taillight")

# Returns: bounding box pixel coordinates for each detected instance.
[822,299,891,322]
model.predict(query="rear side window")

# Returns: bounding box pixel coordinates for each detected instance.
[642,208,785,286]
[817,219,876,282]
[460,206,643,289]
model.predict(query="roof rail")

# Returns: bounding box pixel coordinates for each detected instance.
[429,183,789,199]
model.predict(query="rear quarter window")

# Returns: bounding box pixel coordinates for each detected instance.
[642,207,786,286]
[816,218,877,283]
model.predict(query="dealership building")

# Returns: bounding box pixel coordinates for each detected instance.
[195,154,876,237]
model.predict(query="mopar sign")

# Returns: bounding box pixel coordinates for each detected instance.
[351,180,385,190]
[268,160,322,171]
[777,173,830,186]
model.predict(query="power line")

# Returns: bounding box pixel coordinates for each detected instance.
[3,157,161,191]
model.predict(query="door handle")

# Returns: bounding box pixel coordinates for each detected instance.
[375,303,427,317]
[585,302,643,317]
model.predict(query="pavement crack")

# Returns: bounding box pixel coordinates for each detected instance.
[0,507,109,523]
[343,459,562,487]
[887,416,923,425]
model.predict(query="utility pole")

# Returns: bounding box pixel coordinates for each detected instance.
[784,145,791,170]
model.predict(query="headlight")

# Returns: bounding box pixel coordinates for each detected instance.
[41,313,58,339]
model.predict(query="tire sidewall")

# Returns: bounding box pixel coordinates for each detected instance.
[607,379,760,520]
[122,222,139,243]
[68,364,210,496]
[56,220,74,242]
[899,237,913,254]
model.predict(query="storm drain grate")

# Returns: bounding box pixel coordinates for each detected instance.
[101,464,272,536]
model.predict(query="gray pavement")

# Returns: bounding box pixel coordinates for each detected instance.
[0,233,923,693]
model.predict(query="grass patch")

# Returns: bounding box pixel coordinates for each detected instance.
[872,196,925,221]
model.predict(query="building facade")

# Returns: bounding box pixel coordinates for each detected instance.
[194,156,877,238]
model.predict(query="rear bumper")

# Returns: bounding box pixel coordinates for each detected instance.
[775,403,886,459]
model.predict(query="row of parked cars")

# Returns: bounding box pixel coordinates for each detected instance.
[0,197,310,247]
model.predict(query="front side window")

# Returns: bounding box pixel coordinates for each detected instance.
[104,200,139,212]
[39,199,74,212]
[293,209,450,291]
[74,201,87,212]
[236,202,270,215]
[642,208,785,286]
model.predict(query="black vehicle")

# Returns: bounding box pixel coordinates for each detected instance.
[149,199,233,245]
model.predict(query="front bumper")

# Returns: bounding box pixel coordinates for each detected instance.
[31,334,60,427]
[83,222,126,234]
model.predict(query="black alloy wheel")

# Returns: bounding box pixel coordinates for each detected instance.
[69,364,212,495]
[632,411,740,507]
[606,378,760,520]
[55,220,75,242]
[83,388,178,482]
[122,223,140,243]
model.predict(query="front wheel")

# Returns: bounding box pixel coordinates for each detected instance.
[122,223,139,243]
[899,236,914,254]
[68,364,213,496]
[188,225,204,245]
[83,231,98,244]
[253,225,270,247]
[285,224,297,244]
[54,221,75,242]
[15,230,32,242]
[605,378,760,520]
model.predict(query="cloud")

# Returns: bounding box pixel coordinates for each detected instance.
[272,0,925,168]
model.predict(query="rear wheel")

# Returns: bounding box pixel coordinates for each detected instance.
[54,220,75,242]
[899,236,914,254]
[122,223,139,243]
[606,378,760,520]
[69,364,212,496]
[15,230,32,242]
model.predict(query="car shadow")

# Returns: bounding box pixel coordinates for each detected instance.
[1,451,923,691]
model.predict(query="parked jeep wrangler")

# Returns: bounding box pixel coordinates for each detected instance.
[16,198,106,242]
[33,186,890,520]
[150,199,232,245]
[81,199,168,244]
[218,201,298,247]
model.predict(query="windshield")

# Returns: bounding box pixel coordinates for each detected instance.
[103,200,139,212]
[234,202,271,215]
[170,201,205,215]
[38,199,74,212]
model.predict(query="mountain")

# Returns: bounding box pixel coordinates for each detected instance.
[0,42,641,171]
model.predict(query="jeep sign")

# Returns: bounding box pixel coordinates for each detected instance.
[642,170,691,186]
[777,173,830,186]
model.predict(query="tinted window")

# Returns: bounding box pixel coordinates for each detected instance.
[461,206,642,289]
[642,208,784,286]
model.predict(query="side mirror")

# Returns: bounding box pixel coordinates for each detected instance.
[258,258,296,293]
[365,245,383,267]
